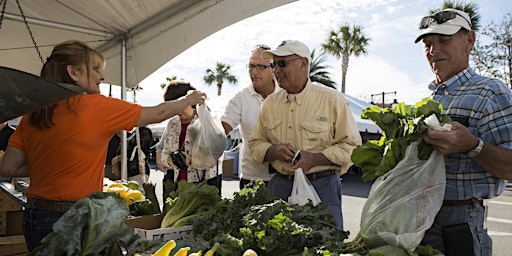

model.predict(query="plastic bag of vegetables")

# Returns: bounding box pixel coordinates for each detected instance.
[358,141,446,253]
[353,99,451,253]
[188,103,226,169]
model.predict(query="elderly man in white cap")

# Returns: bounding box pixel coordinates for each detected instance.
[416,8,512,256]
[248,40,361,231]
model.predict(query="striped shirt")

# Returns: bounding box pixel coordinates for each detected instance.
[429,67,512,200]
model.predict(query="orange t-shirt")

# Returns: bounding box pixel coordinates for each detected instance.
[9,94,142,201]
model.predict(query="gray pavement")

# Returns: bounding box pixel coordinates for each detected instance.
[147,169,512,255]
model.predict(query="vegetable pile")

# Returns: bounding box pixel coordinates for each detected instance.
[30,192,159,256]
[190,180,348,256]
[104,180,160,216]
[351,98,451,181]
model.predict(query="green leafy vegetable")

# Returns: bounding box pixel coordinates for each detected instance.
[191,180,348,256]
[352,98,452,181]
[161,180,221,228]
[30,192,159,256]
[143,182,161,214]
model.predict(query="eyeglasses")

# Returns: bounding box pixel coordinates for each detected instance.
[270,57,303,69]
[246,63,270,71]
[419,10,472,29]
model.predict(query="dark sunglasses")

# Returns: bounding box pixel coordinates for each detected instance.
[419,10,472,29]
[246,63,270,71]
[270,57,303,69]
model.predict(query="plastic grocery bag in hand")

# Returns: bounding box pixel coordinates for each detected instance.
[188,104,227,169]
[288,168,321,206]
[358,141,446,252]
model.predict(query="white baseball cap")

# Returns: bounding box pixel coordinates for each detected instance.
[262,40,312,63]
[415,8,472,43]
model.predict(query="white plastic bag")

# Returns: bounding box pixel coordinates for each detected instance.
[188,104,227,169]
[358,141,446,252]
[288,168,321,206]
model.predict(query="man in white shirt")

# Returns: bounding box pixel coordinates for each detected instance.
[221,44,279,189]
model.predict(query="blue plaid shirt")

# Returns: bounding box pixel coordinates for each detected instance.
[429,67,512,200]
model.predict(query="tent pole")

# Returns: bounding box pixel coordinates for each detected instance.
[120,38,128,181]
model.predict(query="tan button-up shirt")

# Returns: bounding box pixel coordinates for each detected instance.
[248,80,362,175]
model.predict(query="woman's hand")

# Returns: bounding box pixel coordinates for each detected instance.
[184,90,207,106]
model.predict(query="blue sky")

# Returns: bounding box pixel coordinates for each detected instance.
[100,0,511,125]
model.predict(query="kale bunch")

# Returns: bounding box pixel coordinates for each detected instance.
[191,180,349,256]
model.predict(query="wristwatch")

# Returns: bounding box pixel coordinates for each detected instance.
[467,138,484,158]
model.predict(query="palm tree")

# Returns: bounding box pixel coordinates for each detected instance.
[160,75,182,89]
[203,62,238,96]
[322,23,370,94]
[127,84,143,103]
[309,49,336,89]
[429,1,480,31]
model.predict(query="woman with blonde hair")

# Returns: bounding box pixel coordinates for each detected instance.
[0,40,206,250]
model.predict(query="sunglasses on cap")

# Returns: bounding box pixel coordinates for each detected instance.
[246,63,270,71]
[419,10,472,29]
[270,57,303,69]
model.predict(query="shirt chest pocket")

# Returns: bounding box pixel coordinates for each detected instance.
[263,119,282,144]
[300,121,332,150]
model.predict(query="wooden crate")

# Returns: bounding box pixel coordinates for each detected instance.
[0,235,28,256]
[0,190,22,211]
[0,211,23,236]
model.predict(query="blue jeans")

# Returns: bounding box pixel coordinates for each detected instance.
[22,208,64,251]
[420,202,492,256]
[268,174,343,230]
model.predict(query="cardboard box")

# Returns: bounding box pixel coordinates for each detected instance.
[0,211,23,236]
[124,214,192,242]
[0,235,28,256]
[222,159,234,178]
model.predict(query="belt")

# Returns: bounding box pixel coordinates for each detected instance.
[442,198,483,207]
[26,198,76,212]
[275,169,337,181]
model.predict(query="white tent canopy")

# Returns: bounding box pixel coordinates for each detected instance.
[0,0,296,88]
[344,94,382,134]
[0,0,296,180]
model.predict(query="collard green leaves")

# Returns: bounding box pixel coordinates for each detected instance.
[352,98,451,181]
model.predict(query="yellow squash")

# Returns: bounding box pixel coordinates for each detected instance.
[173,247,191,256]
[153,239,176,256]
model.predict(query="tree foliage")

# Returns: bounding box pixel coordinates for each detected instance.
[322,23,370,93]
[309,49,336,89]
[203,62,238,96]
[160,75,183,89]
[472,13,512,87]
[127,84,142,102]
[429,1,481,31]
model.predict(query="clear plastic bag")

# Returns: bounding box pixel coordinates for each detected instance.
[188,104,227,169]
[288,168,321,206]
[359,141,446,252]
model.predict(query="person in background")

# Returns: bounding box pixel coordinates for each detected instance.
[104,130,122,180]
[221,44,279,189]
[158,80,223,193]
[0,40,206,251]
[248,40,361,231]
[0,117,20,151]
[110,127,153,185]
[415,8,512,256]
